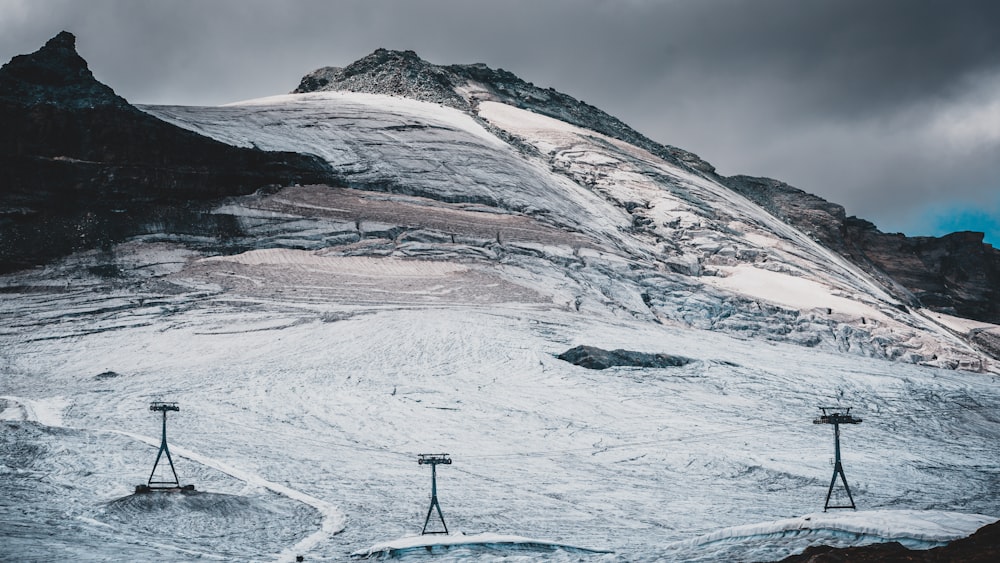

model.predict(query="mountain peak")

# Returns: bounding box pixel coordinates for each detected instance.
[294,49,717,175]
[294,48,464,107]
[0,30,126,108]
[44,30,78,51]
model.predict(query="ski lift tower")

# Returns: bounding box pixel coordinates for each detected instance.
[813,406,862,510]
[136,401,194,493]
[417,454,452,534]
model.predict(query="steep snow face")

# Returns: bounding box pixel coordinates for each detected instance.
[145,93,624,235]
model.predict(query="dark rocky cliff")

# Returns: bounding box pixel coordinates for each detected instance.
[724,175,1000,325]
[0,32,336,273]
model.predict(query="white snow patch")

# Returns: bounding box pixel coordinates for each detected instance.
[923,310,999,334]
[0,396,69,426]
[479,100,599,138]
[743,231,782,249]
[704,265,884,319]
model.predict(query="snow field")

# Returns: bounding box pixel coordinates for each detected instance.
[1,90,996,561]
[3,289,999,560]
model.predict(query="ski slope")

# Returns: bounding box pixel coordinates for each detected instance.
[2,277,999,560]
[2,91,999,561]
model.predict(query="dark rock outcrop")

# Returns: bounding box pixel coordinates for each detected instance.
[294,48,716,175]
[842,221,1000,324]
[0,32,337,273]
[723,175,1000,325]
[557,345,692,370]
[775,519,1000,562]
[0,31,126,109]
[723,175,850,253]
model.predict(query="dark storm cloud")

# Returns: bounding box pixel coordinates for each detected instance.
[2,0,998,243]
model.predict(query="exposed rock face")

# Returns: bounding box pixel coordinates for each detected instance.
[0,32,336,273]
[723,175,1000,325]
[557,345,693,370]
[0,31,126,109]
[723,175,850,254]
[842,221,1000,324]
[294,48,716,175]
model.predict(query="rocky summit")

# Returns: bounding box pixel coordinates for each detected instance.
[295,48,717,175]
[0,31,126,109]
[0,31,336,273]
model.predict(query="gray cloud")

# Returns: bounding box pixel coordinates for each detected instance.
[2,0,998,243]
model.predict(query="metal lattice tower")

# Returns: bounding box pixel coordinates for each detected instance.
[418,454,452,534]
[147,402,181,489]
[813,406,862,511]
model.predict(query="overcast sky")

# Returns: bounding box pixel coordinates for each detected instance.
[3,0,998,245]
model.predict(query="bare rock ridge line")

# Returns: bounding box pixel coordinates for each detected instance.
[0,31,338,273]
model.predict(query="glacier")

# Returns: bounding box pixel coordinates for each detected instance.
[2,89,999,561]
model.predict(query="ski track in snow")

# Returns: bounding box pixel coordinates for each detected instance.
[0,395,346,562]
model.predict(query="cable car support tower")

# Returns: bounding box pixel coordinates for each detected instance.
[418,454,452,534]
[813,406,862,510]
[136,401,193,493]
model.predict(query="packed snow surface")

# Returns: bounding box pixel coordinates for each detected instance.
[3,277,998,560]
[2,92,998,561]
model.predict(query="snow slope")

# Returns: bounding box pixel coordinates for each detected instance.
[144,93,992,369]
[1,92,998,561]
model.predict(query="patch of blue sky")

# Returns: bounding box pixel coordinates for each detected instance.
[921,200,1000,247]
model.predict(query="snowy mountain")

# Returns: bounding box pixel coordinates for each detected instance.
[296,48,1000,328]
[2,34,999,562]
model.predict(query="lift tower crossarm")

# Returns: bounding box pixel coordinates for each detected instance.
[814,406,862,426]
